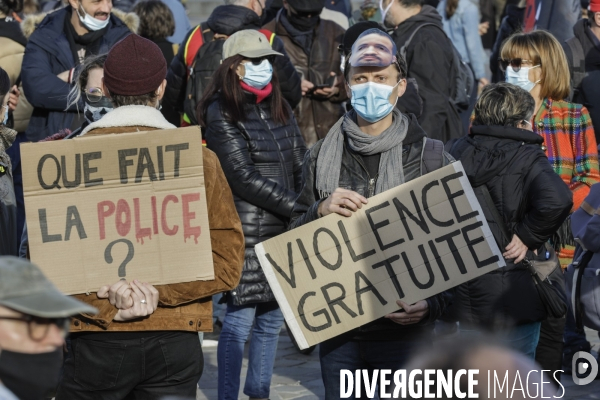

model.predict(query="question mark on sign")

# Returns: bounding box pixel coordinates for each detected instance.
[104,239,135,280]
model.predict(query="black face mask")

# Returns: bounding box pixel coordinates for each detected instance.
[288,10,321,32]
[0,348,63,400]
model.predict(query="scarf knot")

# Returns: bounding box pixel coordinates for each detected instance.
[316,108,409,197]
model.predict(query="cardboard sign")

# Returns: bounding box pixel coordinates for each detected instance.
[256,162,505,349]
[21,127,214,295]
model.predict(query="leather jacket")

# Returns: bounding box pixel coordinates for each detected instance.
[205,92,307,306]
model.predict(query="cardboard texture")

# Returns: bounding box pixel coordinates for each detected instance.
[255,162,505,350]
[21,127,214,295]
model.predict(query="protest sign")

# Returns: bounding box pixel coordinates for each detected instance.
[21,127,213,295]
[255,162,505,349]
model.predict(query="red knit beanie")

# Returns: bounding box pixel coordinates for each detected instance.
[103,34,167,96]
[591,0,600,13]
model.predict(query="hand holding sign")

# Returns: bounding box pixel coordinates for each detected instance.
[114,280,160,322]
[318,188,368,217]
[385,300,430,325]
[97,280,134,310]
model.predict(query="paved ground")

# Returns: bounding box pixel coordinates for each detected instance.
[196,327,600,400]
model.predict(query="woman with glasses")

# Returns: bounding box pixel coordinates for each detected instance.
[0,66,18,256]
[197,30,306,400]
[66,54,110,138]
[449,82,572,359]
[499,30,600,378]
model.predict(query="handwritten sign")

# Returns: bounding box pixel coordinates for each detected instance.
[256,162,504,349]
[21,127,213,295]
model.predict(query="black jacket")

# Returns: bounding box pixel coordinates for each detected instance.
[490,5,523,83]
[390,5,462,143]
[563,19,600,143]
[162,5,302,126]
[449,125,573,327]
[290,113,454,341]
[205,92,306,306]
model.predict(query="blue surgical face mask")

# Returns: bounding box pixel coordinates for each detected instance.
[242,59,273,90]
[350,81,400,123]
[2,105,8,125]
[506,65,540,92]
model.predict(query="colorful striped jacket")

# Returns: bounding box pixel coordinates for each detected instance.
[533,98,600,266]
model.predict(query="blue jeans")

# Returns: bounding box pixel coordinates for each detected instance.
[461,321,542,359]
[217,300,283,400]
[319,335,422,400]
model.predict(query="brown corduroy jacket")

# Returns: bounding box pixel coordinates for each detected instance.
[68,107,245,333]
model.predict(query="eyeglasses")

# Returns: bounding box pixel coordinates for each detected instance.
[0,315,70,341]
[498,58,538,72]
[84,87,104,103]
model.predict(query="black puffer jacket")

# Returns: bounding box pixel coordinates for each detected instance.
[162,5,302,126]
[290,112,454,341]
[449,125,573,328]
[490,5,523,83]
[205,92,306,306]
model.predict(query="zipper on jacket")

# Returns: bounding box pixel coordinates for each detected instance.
[254,105,291,189]
[348,149,378,198]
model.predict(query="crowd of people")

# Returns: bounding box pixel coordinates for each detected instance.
[1,0,600,399]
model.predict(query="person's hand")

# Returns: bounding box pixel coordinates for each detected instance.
[385,300,430,325]
[301,79,314,96]
[478,77,489,88]
[503,234,528,263]
[7,86,19,112]
[113,280,160,321]
[313,86,340,98]
[97,280,134,309]
[479,21,490,36]
[317,188,368,217]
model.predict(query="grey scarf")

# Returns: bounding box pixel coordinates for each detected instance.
[316,108,409,197]
[0,126,16,169]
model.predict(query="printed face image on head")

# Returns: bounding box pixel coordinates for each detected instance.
[348,29,397,68]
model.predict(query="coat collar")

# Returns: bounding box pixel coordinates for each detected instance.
[80,105,175,136]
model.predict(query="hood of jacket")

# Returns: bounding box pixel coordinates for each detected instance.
[504,4,524,30]
[395,5,443,37]
[206,5,261,35]
[0,18,27,46]
[458,125,543,187]
[81,105,175,135]
[21,7,138,39]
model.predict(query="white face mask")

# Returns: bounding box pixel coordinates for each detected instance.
[379,0,395,28]
[77,3,110,31]
[505,65,540,92]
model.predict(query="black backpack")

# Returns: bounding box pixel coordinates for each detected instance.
[181,24,226,126]
[564,36,586,102]
[400,23,475,112]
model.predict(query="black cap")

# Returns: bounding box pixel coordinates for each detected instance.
[342,21,384,55]
[291,0,326,13]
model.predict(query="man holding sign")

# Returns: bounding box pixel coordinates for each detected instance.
[53,35,245,399]
[289,28,454,398]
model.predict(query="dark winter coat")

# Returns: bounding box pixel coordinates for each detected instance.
[449,125,573,328]
[263,11,347,147]
[162,5,302,126]
[563,19,600,143]
[21,8,134,142]
[204,91,307,306]
[490,4,523,83]
[0,127,17,256]
[390,5,462,143]
[290,113,454,341]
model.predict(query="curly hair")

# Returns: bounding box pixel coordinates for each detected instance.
[132,0,175,41]
[472,82,535,127]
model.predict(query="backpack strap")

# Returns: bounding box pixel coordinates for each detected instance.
[258,29,276,46]
[565,36,586,96]
[420,137,445,174]
[399,23,443,60]
[184,24,204,68]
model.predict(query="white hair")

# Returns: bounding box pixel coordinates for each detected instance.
[224,0,251,5]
